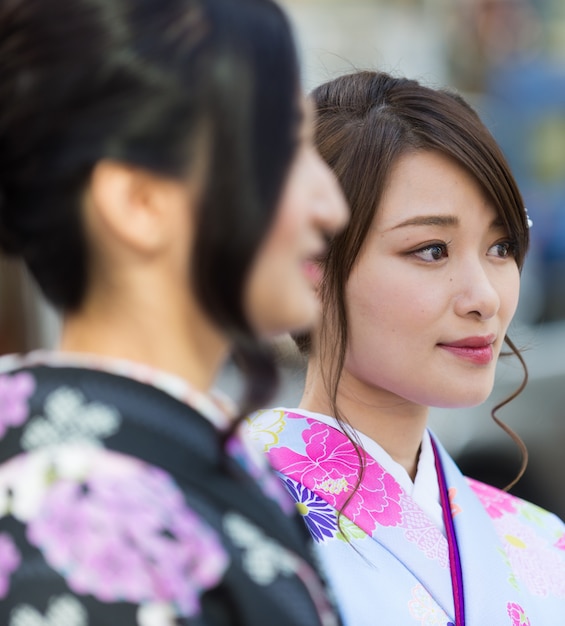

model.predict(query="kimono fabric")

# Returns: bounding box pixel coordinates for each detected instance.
[247,408,565,626]
[0,354,340,626]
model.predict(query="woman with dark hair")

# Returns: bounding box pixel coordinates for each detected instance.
[251,71,565,625]
[0,0,348,624]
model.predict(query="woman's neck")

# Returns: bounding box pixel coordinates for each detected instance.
[60,280,228,393]
[300,363,428,481]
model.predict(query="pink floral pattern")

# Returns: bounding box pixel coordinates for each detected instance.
[0,372,35,438]
[507,602,531,625]
[254,408,565,624]
[493,515,565,598]
[268,418,403,535]
[26,451,228,616]
[468,479,517,519]
[401,496,449,568]
[0,533,20,599]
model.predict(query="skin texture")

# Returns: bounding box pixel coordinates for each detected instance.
[302,149,520,478]
[60,110,348,392]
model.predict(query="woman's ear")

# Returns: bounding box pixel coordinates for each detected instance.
[87,160,192,257]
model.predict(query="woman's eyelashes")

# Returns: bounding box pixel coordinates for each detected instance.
[487,239,517,259]
[406,237,517,263]
[409,241,450,263]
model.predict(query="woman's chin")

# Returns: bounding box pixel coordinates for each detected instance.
[260,297,320,338]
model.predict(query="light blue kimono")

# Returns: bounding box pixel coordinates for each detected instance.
[247,408,565,625]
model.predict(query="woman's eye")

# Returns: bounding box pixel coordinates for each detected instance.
[412,243,448,262]
[488,241,515,258]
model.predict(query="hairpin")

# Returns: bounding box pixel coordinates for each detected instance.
[525,207,533,229]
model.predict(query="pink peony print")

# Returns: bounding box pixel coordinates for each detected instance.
[555,533,565,551]
[0,532,20,599]
[0,372,35,437]
[27,453,228,616]
[468,479,517,519]
[268,419,403,534]
[507,602,531,625]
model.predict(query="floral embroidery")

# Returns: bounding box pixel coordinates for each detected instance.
[0,372,35,438]
[224,511,299,585]
[9,594,88,626]
[493,515,565,598]
[401,496,449,568]
[6,446,228,616]
[0,533,20,600]
[268,419,403,535]
[246,409,286,452]
[282,477,338,543]
[21,387,120,450]
[506,602,531,625]
[408,583,453,625]
[468,479,517,519]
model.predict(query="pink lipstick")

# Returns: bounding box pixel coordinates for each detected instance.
[302,260,323,287]
[438,335,496,365]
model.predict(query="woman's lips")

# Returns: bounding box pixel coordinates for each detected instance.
[302,260,323,287]
[437,335,496,365]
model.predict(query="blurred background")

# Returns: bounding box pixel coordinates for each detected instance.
[2,0,565,516]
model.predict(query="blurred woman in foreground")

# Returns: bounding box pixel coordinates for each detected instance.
[0,0,347,624]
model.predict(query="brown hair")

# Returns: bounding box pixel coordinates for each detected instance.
[302,70,530,490]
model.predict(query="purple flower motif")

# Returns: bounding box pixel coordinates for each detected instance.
[27,451,229,617]
[0,372,35,438]
[282,476,338,542]
[0,532,21,599]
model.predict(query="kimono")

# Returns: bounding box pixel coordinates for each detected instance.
[0,353,340,626]
[248,408,565,626]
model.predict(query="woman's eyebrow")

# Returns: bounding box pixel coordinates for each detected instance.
[388,214,459,231]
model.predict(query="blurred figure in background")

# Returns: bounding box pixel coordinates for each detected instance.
[447,0,565,323]
[250,70,565,625]
[0,0,347,624]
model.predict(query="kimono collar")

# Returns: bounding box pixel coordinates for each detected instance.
[0,350,234,430]
[287,407,444,533]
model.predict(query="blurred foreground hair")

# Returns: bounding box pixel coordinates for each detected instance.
[0,0,302,416]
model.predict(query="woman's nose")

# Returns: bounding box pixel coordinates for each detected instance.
[453,261,501,320]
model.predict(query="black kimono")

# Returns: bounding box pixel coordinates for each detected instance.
[0,352,340,626]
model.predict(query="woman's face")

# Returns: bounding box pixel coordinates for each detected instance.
[245,105,348,336]
[343,149,520,409]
